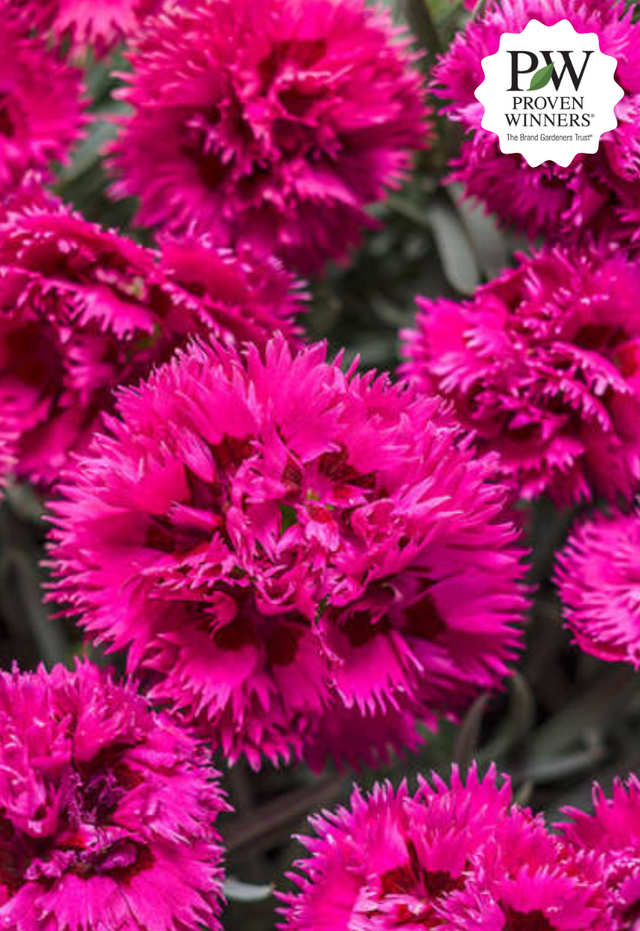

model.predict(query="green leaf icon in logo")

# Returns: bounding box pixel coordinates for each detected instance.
[528,62,555,91]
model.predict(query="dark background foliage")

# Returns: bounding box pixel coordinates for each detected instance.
[6,1,639,927]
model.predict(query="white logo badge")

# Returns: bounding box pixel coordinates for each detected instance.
[475,19,623,167]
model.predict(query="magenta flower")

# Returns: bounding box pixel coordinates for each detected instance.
[437,816,609,930]
[555,508,640,667]
[108,0,430,274]
[158,233,306,348]
[0,660,226,931]
[559,777,640,929]
[401,245,640,506]
[0,12,86,196]
[279,765,608,931]
[8,0,165,57]
[0,193,303,485]
[48,337,527,770]
[434,0,640,248]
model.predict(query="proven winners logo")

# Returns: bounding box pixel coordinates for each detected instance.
[475,19,622,167]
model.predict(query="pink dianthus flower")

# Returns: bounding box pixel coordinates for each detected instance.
[4,0,163,57]
[0,11,86,195]
[109,0,430,274]
[279,765,608,931]
[0,194,303,485]
[0,660,226,931]
[434,0,640,248]
[8,0,166,57]
[559,776,640,929]
[401,245,640,506]
[48,338,527,769]
[438,811,608,930]
[555,508,640,667]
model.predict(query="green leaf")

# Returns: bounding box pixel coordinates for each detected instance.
[425,200,480,296]
[279,504,298,534]
[528,62,555,91]
[315,596,329,621]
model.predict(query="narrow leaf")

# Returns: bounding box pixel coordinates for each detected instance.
[224,878,273,903]
[425,202,480,296]
[528,62,555,91]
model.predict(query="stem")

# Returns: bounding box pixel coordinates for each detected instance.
[401,0,443,59]
[223,774,346,855]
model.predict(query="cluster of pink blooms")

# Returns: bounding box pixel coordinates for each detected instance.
[2,0,640,925]
[280,764,613,931]
[428,0,640,673]
[0,660,226,931]
[435,0,640,249]
[0,191,303,485]
[109,0,430,273]
[48,337,526,769]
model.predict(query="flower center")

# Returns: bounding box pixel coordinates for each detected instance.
[372,851,464,927]
[503,907,554,931]
[0,753,149,898]
[573,323,627,353]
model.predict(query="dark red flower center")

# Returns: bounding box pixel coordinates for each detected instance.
[375,840,465,927]
[503,906,554,931]
[404,592,446,640]
[191,148,227,190]
[181,99,250,190]
[573,323,627,353]
[0,749,151,897]
[258,39,328,93]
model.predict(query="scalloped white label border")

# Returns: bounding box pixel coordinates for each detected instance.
[475,19,623,167]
